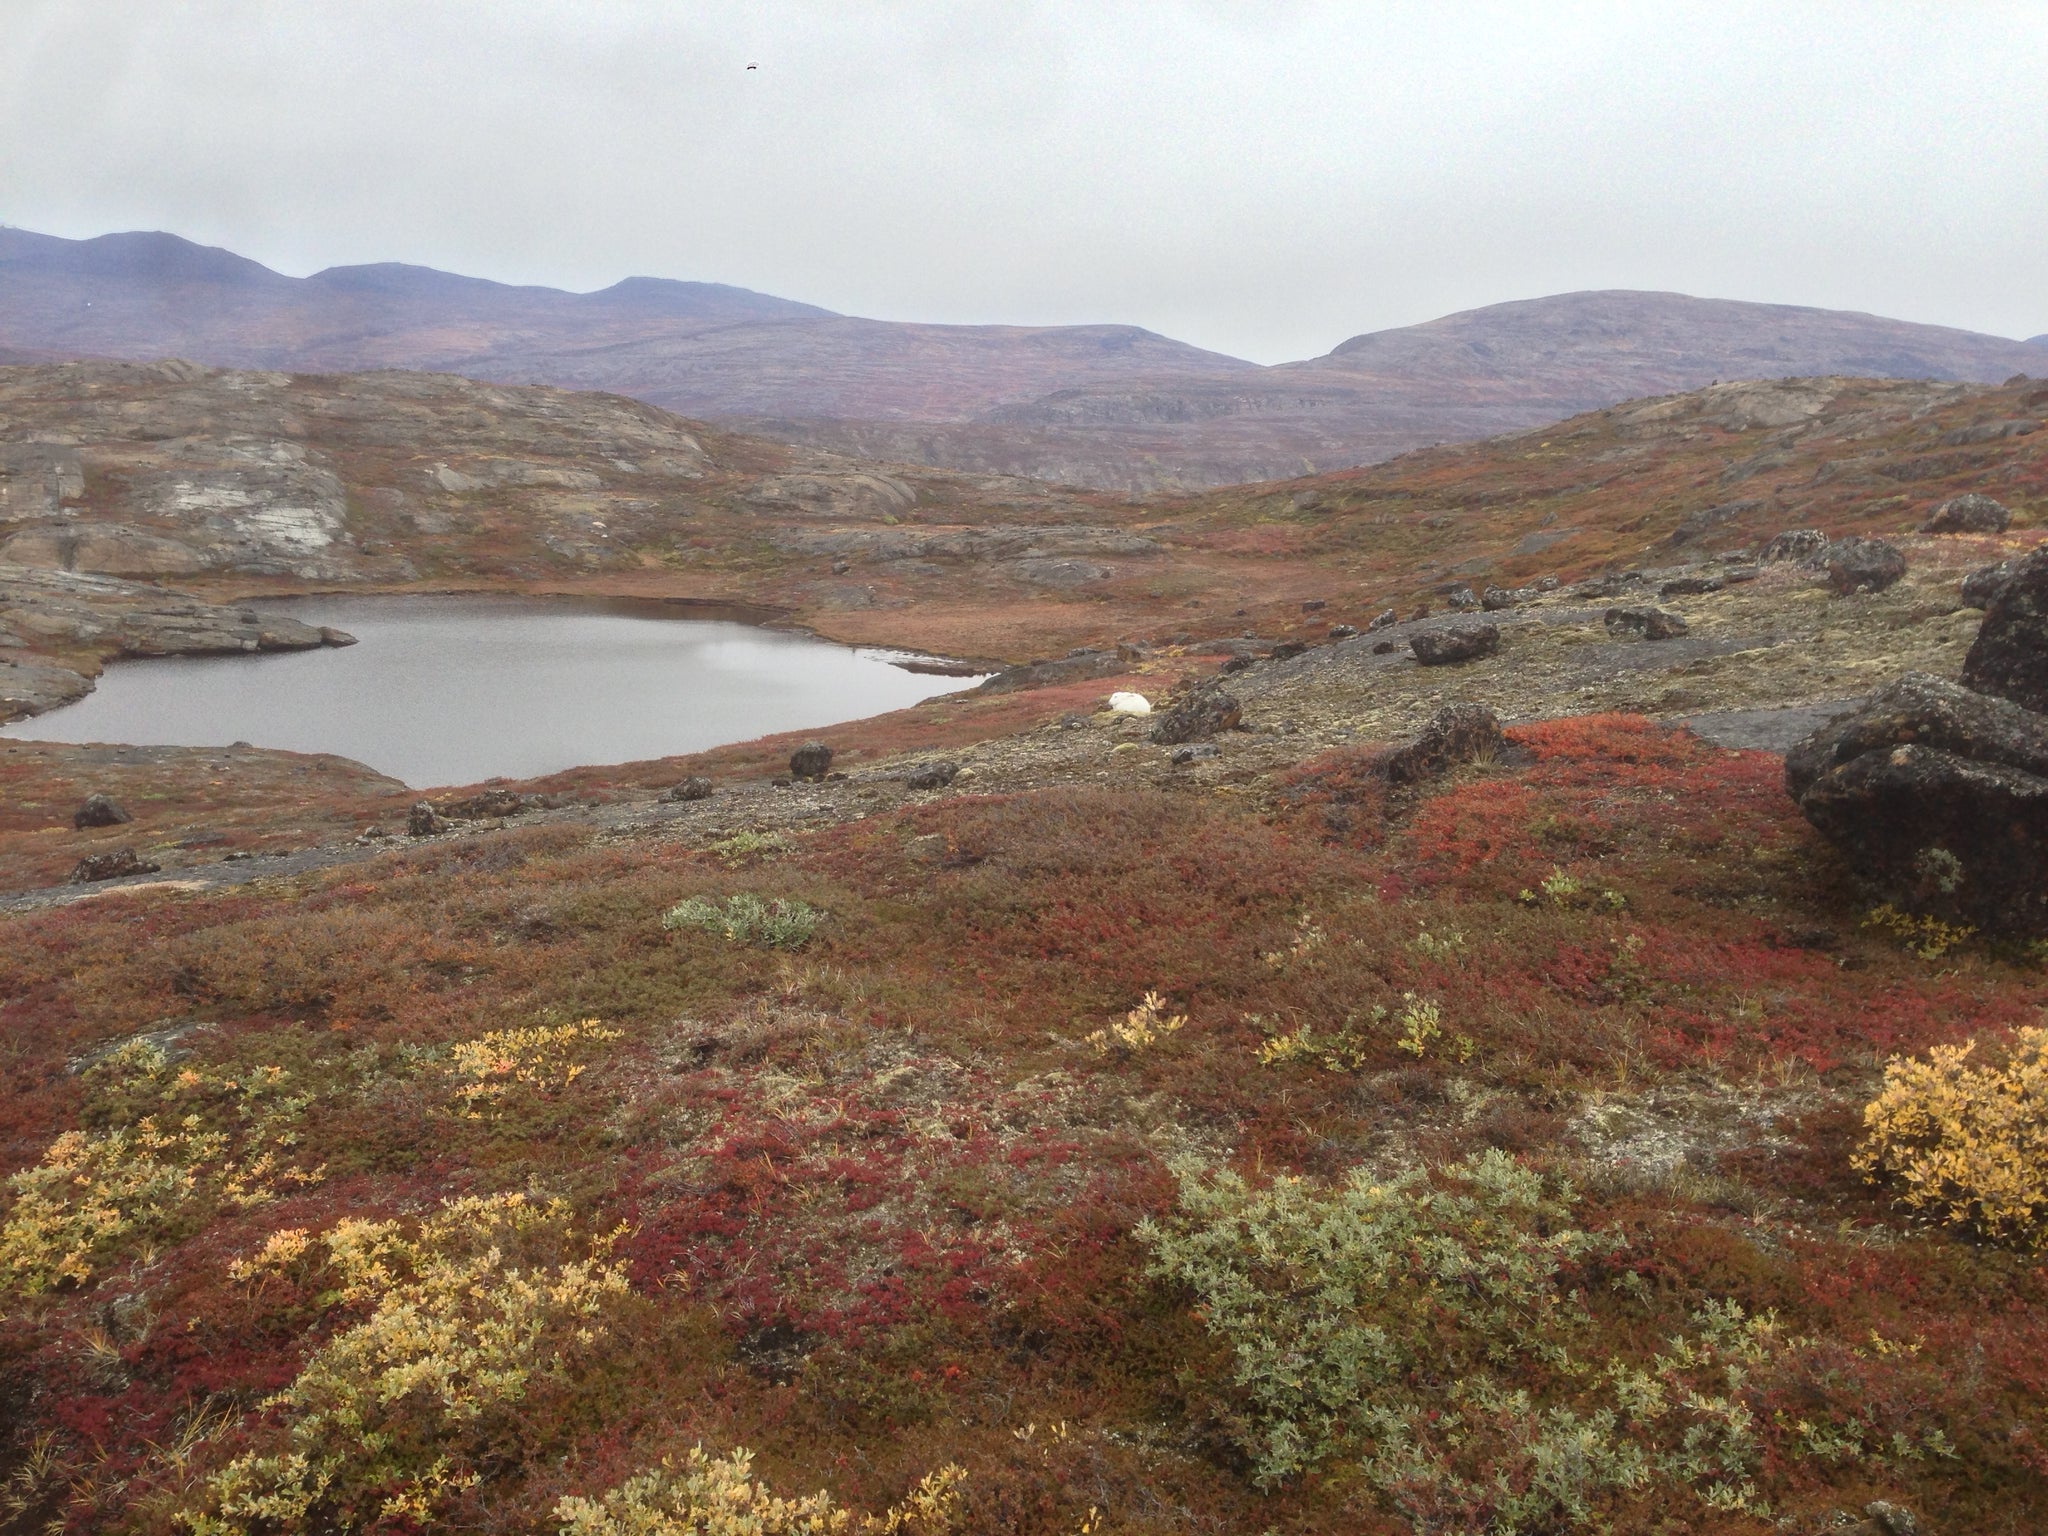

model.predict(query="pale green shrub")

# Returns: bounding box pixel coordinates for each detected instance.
[556,1447,964,1535]
[663,894,822,949]
[1139,1152,1864,1528]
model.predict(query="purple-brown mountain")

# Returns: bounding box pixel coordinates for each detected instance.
[4,227,2042,491]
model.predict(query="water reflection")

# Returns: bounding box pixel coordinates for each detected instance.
[1,595,984,787]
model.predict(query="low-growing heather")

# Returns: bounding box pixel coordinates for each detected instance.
[556,1448,964,1535]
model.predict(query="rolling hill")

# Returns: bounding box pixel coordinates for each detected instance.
[2,227,2042,490]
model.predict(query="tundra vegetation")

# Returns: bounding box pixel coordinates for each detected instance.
[2,369,2047,1533]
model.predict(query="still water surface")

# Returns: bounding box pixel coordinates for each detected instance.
[1,595,985,787]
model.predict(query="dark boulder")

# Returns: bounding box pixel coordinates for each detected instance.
[73,793,132,829]
[1921,493,2011,534]
[1823,536,1907,595]
[1170,742,1220,765]
[1659,575,1724,597]
[1150,683,1243,745]
[1219,653,1254,675]
[1786,672,2048,932]
[1410,622,1499,666]
[1961,555,2024,610]
[407,801,450,837]
[71,847,160,883]
[663,776,716,802]
[789,741,834,781]
[1760,528,1828,565]
[1382,703,1507,785]
[1604,606,1689,641]
[1268,640,1307,662]
[1962,545,2048,711]
[904,760,960,790]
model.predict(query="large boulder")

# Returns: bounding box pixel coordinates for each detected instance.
[1759,528,1828,565]
[1962,546,2048,711]
[73,793,132,829]
[1410,621,1499,666]
[1382,703,1506,785]
[1921,493,2011,534]
[1786,672,2048,932]
[1823,536,1907,595]
[1604,606,1688,641]
[789,741,834,781]
[1150,682,1243,745]
[71,847,160,883]
[1961,555,2024,610]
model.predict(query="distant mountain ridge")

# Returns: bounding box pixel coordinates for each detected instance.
[2,227,2041,491]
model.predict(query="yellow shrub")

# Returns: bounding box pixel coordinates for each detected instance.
[555,1447,964,1535]
[1854,1025,2048,1247]
[447,1018,623,1118]
[1085,991,1185,1056]
[189,1192,628,1534]
[0,1044,321,1296]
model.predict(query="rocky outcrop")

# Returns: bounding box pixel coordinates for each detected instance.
[0,564,352,722]
[1822,536,1907,595]
[1410,622,1499,666]
[1961,555,2024,610]
[1786,673,2048,933]
[1921,493,2011,534]
[1961,546,2048,711]
[975,649,1127,695]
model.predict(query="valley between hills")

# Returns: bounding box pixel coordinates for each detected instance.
[2,350,2047,1534]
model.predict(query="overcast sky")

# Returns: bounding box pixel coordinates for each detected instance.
[3,1,2043,363]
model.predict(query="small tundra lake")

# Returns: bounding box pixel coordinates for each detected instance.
[1,595,987,787]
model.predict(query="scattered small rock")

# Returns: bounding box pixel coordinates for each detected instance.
[1150,682,1242,745]
[1170,742,1220,764]
[1823,536,1908,595]
[1268,640,1307,661]
[1445,586,1480,611]
[904,760,960,790]
[1382,702,1507,785]
[73,793,132,829]
[1300,598,1325,612]
[1219,654,1254,675]
[71,847,160,883]
[1962,545,2048,711]
[1604,606,1689,640]
[789,741,834,781]
[1921,492,2010,534]
[1759,528,1828,564]
[1366,608,1399,632]
[663,776,716,802]
[1410,621,1500,666]
[1327,623,1357,639]
[407,801,450,837]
